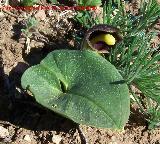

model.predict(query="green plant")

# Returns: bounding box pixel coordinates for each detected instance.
[75,0,160,35]
[49,0,101,6]
[103,1,160,129]
[49,0,58,4]
[74,0,160,128]
[75,11,100,28]
[21,17,38,54]
[21,17,38,38]
[21,0,39,6]
[77,0,102,6]
[21,50,130,129]
[147,103,160,129]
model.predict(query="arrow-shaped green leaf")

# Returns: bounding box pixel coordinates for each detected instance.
[21,50,130,129]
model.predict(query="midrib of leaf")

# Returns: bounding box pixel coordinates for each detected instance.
[35,65,63,93]
[52,55,69,87]
[41,57,68,92]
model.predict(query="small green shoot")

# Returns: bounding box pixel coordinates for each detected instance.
[21,0,39,6]
[48,0,58,4]
[21,17,38,54]
[77,0,102,6]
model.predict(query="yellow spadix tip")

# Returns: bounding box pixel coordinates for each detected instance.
[91,33,116,46]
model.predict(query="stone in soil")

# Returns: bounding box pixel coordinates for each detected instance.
[0,126,9,138]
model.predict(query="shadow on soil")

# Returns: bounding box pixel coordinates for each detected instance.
[0,42,78,133]
[127,107,148,129]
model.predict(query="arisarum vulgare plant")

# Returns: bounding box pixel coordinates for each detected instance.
[21,49,130,129]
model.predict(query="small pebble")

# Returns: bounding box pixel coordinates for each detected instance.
[23,134,31,142]
[52,135,62,144]
[0,126,9,138]
[35,10,46,21]
[0,12,5,17]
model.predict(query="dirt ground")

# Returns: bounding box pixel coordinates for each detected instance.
[0,1,160,144]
